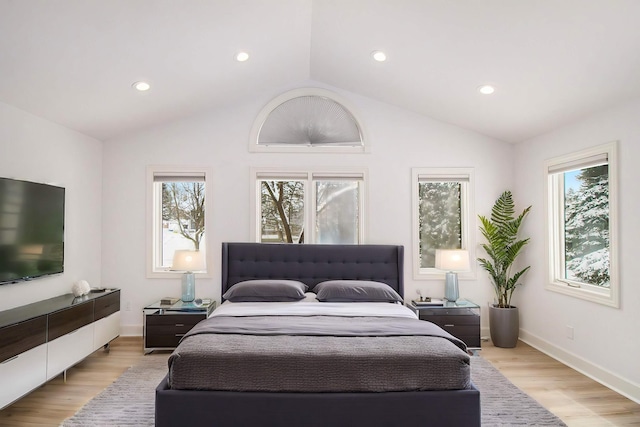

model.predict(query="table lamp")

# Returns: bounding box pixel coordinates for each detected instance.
[435,249,470,302]
[172,250,205,302]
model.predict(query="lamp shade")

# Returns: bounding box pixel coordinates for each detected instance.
[172,250,205,272]
[435,249,470,272]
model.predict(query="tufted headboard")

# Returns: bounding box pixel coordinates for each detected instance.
[221,242,404,298]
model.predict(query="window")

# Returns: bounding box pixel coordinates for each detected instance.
[249,88,368,153]
[411,168,474,279]
[146,166,211,277]
[545,142,618,307]
[251,169,366,244]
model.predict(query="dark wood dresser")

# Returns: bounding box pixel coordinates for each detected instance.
[0,289,120,409]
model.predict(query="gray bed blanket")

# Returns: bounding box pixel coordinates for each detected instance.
[168,315,471,393]
[183,315,467,351]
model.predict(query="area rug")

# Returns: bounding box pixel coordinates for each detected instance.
[61,355,566,426]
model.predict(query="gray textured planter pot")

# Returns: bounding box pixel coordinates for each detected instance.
[489,304,519,348]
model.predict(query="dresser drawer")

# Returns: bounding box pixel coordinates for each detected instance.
[146,313,205,328]
[418,308,478,317]
[0,343,47,409]
[431,321,480,348]
[456,334,481,348]
[145,313,206,349]
[416,306,481,349]
[94,291,120,321]
[47,323,94,380]
[48,301,94,341]
[145,331,184,349]
[146,323,196,336]
[145,324,196,348]
[0,316,47,363]
[420,313,480,326]
[94,311,121,351]
[439,323,479,337]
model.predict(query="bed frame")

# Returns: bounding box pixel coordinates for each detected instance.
[155,242,480,427]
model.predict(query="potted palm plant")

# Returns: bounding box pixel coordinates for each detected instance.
[478,191,531,348]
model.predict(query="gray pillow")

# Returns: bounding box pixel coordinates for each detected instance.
[223,280,308,302]
[314,280,403,303]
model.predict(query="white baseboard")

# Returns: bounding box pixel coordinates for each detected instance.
[519,329,640,404]
[120,324,143,337]
[480,326,490,340]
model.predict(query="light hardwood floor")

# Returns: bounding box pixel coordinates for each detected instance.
[0,337,155,427]
[481,341,640,426]
[1,337,638,426]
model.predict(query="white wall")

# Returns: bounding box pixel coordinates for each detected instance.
[100,82,513,335]
[5,72,635,401]
[514,98,640,402]
[3,75,637,401]
[0,101,103,310]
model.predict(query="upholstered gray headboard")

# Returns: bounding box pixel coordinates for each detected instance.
[221,242,404,298]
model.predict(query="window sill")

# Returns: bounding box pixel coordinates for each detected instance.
[546,281,618,308]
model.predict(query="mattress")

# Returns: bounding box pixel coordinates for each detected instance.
[167,301,471,393]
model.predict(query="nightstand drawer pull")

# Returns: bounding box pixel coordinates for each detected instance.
[175,334,185,338]
[175,323,184,327]
[444,324,455,327]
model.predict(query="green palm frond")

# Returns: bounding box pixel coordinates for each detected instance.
[491,191,515,227]
[507,267,530,289]
[478,191,531,308]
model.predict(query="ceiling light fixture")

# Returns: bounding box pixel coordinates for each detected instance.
[132,81,150,91]
[478,85,495,95]
[371,51,387,62]
[236,51,249,62]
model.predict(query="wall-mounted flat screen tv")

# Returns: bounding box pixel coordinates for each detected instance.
[0,177,65,285]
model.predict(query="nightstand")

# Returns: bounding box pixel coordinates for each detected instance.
[408,299,481,350]
[143,299,216,354]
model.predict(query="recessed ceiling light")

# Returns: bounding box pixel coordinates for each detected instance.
[478,85,495,95]
[371,51,387,62]
[236,51,249,62]
[132,81,150,91]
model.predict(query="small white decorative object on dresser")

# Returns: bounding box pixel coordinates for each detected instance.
[71,279,91,297]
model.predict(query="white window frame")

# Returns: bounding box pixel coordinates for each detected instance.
[146,165,213,279]
[248,88,370,154]
[250,167,368,243]
[544,141,619,307]
[411,168,475,280]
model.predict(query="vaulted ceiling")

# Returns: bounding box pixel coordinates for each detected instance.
[1,0,639,143]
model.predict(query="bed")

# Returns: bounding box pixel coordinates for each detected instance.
[155,242,480,427]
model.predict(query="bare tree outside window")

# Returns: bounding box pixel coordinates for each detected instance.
[259,177,362,244]
[148,167,209,276]
[162,182,205,255]
[163,182,205,250]
[261,181,304,243]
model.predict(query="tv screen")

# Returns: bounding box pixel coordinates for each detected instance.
[0,177,65,285]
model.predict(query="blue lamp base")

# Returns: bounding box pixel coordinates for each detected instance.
[444,271,459,302]
[181,272,196,302]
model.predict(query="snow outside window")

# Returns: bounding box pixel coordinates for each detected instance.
[251,169,366,244]
[146,166,211,278]
[412,168,475,280]
[545,141,619,307]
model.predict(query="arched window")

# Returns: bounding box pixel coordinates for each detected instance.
[249,88,367,153]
